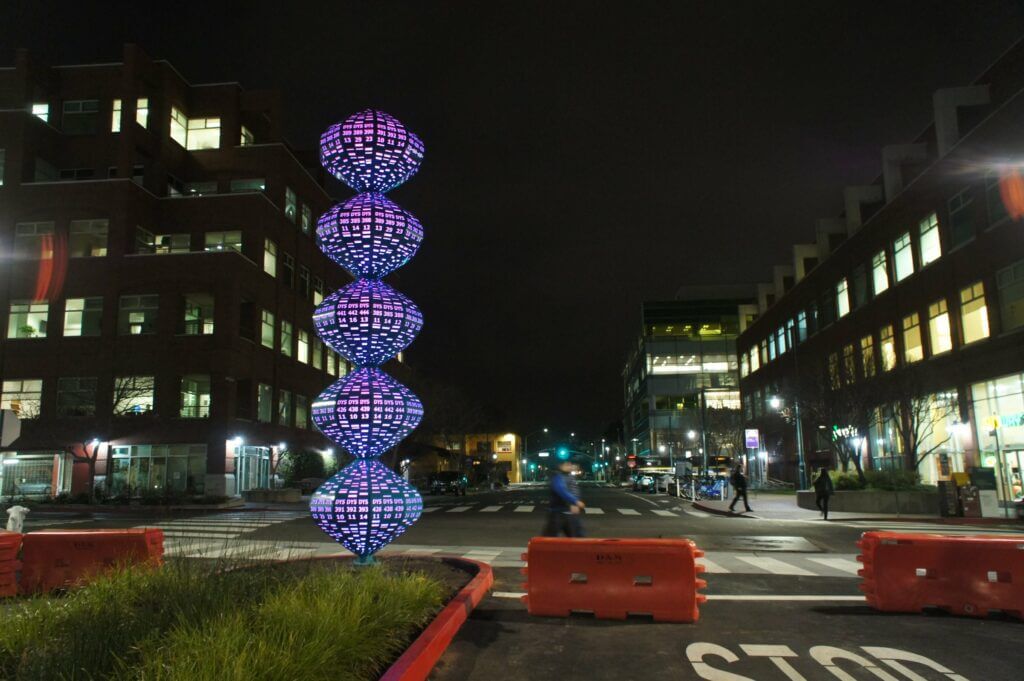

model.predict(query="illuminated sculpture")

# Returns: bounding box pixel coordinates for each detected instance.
[310,110,426,564]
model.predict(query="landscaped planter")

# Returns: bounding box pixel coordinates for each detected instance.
[241,487,302,503]
[797,489,939,515]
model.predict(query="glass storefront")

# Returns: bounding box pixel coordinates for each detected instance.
[971,373,1024,502]
[235,445,271,492]
[108,444,207,496]
[0,453,65,497]
[867,391,963,485]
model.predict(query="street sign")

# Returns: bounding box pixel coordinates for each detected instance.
[0,410,20,447]
[744,429,759,449]
[537,451,550,458]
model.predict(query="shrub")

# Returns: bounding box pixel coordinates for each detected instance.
[864,469,922,491]
[830,471,865,491]
[281,450,326,486]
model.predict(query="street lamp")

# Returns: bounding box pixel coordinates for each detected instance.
[687,430,696,441]
[770,394,808,490]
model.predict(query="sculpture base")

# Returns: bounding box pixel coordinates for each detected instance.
[353,554,377,566]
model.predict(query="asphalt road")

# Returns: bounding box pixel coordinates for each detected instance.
[21,482,1024,679]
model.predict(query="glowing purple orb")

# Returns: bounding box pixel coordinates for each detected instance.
[320,109,424,193]
[312,367,424,458]
[314,279,423,367]
[310,458,423,560]
[316,193,424,279]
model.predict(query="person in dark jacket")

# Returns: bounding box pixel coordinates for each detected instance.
[542,460,585,537]
[812,467,835,520]
[728,464,752,513]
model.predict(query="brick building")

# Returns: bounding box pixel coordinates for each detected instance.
[0,45,353,498]
[738,39,1024,507]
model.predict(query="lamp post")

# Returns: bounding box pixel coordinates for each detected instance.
[771,394,807,490]
[523,427,549,482]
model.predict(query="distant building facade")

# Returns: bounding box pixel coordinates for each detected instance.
[738,40,1024,505]
[0,46,356,498]
[623,287,756,471]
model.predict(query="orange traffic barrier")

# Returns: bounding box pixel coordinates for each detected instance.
[857,531,1024,619]
[520,537,706,622]
[20,528,164,593]
[0,531,22,597]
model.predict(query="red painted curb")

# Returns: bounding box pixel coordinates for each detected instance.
[381,557,494,681]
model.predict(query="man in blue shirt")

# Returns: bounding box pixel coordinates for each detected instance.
[542,460,586,537]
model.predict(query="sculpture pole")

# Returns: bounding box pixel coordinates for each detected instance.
[309,110,426,565]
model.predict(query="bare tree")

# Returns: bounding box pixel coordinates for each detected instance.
[112,376,155,416]
[704,407,745,461]
[885,380,958,472]
[65,440,101,501]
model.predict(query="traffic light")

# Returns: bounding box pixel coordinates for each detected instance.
[557,447,569,460]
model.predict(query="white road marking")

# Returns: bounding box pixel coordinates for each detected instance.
[421,506,440,512]
[734,555,815,576]
[807,556,862,575]
[625,492,661,507]
[617,508,641,516]
[481,506,503,512]
[683,507,712,518]
[585,507,604,514]
[697,558,730,574]
[447,506,473,513]
[514,505,535,513]
[652,510,678,517]
[494,591,527,599]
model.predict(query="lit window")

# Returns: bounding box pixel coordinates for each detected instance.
[836,278,850,318]
[113,376,154,415]
[169,107,187,146]
[285,187,297,222]
[154,233,190,254]
[860,335,875,378]
[767,335,776,361]
[312,277,324,305]
[7,301,49,339]
[69,219,108,257]
[183,293,214,335]
[326,351,337,376]
[260,310,275,349]
[118,294,159,335]
[339,359,350,378]
[748,347,759,373]
[796,311,807,342]
[257,383,273,423]
[928,300,952,355]
[843,344,856,384]
[263,239,277,276]
[13,222,54,259]
[1,379,42,419]
[893,233,914,282]
[759,340,768,366]
[31,103,49,122]
[204,231,242,253]
[775,326,787,354]
[312,338,323,370]
[880,325,896,371]
[136,98,148,127]
[918,213,942,267]
[57,377,97,417]
[185,181,217,196]
[740,353,749,378]
[111,99,122,132]
[828,353,840,389]
[902,313,923,363]
[297,329,309,364]
[280,320,293,357]
[135,226,155,254]
[277,389,292,425]
[230,178,265,193]
[63,297,103,337]
[295,395,308,429]
[240,125,254,146]
[301,204,312,234]
[872,251,889,294]
[959,281,989,344]
[180,374,211,418]
[186,117,221,150]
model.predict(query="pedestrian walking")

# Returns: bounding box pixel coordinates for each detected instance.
[813,466,834,520]
[728,464,752,513]
[542,459,586,537]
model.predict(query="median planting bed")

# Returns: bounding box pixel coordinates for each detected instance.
[0,557,473,681]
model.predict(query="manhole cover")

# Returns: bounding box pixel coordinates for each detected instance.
[688,535,821,552]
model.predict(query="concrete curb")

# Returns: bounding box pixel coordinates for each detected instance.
[381,557,494,681]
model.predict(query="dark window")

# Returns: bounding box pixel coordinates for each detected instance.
[986,172,1008,227]
[852,265,869,309]
[282,253,295,289]
[56,377,97,417]
[948,187,975,247]
[298,266,310,299]
[61,100,99,135]
[239,300,255,341]
[235,379,253,420]
[997,259,1024,332]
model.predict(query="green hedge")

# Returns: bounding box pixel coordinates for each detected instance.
[829,469,925,491]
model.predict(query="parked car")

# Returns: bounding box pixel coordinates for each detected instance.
[655,474,674,492]
[429,472,468,496]
[632,474,655,493]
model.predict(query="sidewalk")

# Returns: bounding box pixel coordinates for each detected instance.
[693,492,1023,526]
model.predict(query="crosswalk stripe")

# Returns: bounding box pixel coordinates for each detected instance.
[617,508,641,515]
[697,557,730,574]
[447,506,473,513]
[807,556,862,575]
[734,555,815,576]
[514,505,535,513]
[421,506,440,512]
[481,506,503,512]
[652,510,678,517]
[585,508,604,514]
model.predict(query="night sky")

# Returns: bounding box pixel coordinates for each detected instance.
[5,2,1024,437]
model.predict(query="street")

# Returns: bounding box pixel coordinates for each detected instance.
[23,482,1024,679]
